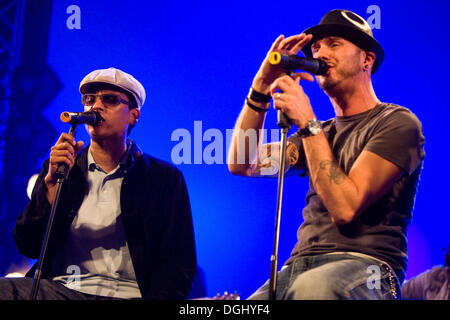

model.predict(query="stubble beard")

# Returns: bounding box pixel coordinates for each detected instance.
[318,54,361,94]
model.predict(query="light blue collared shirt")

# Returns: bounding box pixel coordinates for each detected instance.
[51,145,141,299]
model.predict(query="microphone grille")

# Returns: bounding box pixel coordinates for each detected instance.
[60,112,71,123]
[269,52,281,65]
[316,60,330,75]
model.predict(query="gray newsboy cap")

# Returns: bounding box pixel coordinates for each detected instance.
[79,67,146,108]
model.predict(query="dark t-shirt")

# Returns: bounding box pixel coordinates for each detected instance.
[286,103,425,283]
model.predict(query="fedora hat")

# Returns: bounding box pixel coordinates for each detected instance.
[301,9,384,73]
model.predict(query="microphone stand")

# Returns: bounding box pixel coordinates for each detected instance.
[29,124,77,300]
[268,72,293,301]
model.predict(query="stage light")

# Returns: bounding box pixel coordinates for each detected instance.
[4,272,25,278]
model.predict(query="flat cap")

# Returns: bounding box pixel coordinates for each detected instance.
[79,67,146,108]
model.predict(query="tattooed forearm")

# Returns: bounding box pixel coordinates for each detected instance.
[255,142,299,176]
[319,160,345,185]
[286,142,299,166]
[257,144,274,170]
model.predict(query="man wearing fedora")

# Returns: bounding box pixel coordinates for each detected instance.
[0,67,197,300]
[228,9,425,299]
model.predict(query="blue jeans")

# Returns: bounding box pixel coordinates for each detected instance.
[248,252,400,300]
[0,277,124,300]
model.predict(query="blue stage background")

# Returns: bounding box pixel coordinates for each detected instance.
[3,0,449,298]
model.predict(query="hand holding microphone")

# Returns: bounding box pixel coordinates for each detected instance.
[267,52,327,129]
[44,132,84,204]
[251,34,327,129]
[252,33,315,94]
[43,110,102,204]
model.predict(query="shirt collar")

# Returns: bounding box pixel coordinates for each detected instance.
[87,142,132,174]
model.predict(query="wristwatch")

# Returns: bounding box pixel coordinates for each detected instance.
[299,118,323,137]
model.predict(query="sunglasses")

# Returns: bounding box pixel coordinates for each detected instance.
[82,93,130,107]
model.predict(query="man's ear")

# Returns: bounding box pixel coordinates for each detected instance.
[129,108,140,125]
[363,51,376,70]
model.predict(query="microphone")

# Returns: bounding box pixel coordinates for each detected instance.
[269,52,329,75]
[60,110,103,125]
[268,52,328,129]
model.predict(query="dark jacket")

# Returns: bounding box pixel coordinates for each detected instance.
[13,141,197,299]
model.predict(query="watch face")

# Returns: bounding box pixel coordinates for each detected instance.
[308,119,322,135]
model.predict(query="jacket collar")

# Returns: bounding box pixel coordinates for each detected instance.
[76,139,143,175]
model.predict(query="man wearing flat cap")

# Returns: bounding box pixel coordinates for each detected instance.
[0,67,197,300]
[229,9,425,299]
